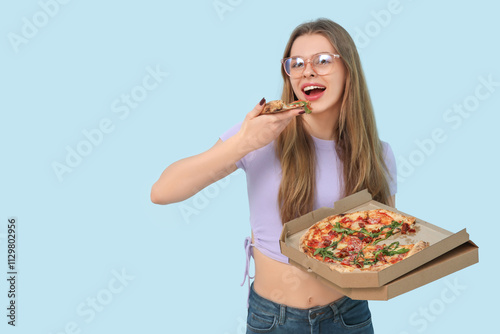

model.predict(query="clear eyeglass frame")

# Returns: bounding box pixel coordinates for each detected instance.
[281,52,341,78]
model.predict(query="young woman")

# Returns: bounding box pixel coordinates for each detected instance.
[151,18,396,333]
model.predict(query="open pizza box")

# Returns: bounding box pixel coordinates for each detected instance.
[279,189,479,300]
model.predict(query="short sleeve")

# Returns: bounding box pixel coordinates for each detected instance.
[219,122,245,170]
[382,142,397,196]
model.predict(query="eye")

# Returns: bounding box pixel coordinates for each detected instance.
[315,54,333,66]
[291,57,305,69]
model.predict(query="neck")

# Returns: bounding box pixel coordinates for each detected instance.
[303,107,340,140]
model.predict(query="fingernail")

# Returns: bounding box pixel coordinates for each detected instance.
[259,97,266,106]
[298,111,305,115]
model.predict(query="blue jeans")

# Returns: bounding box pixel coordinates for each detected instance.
[247,284,374,333]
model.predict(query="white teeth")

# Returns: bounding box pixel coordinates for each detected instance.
[303,86,325,92]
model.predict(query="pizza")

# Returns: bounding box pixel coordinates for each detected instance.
[261,99,312,114]
[299,209,429,272]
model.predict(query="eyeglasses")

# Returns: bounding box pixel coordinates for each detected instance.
[281,52,340,78]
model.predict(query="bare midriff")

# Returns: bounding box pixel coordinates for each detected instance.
[252,247,345,309]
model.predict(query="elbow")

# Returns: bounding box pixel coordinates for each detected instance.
[150,183,169,205]
[151,176,190,205]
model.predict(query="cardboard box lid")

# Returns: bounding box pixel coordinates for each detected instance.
[280,190,474,288]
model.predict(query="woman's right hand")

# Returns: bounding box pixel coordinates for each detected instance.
[235,98,305,154]
[150,98,304,205]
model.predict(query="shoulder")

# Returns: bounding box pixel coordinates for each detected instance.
[380,140,397,195]
[380,140,393,155]
[380,141,396,163]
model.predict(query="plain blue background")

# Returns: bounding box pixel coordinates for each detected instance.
[1,0,498,333]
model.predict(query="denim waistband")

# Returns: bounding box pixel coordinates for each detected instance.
[249,283,353,324]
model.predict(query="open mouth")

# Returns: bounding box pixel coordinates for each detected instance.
[303,85,326,100]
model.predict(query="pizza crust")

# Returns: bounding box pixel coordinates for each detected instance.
[261,100,285,114]
[407,240,429,257]
[327,262,355,272]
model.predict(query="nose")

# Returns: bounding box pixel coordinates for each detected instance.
[302,60,316,77]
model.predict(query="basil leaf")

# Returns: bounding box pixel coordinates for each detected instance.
[389,248,409,255]
[331,222,356,235]
[387,241,400,251]
[359,228,376,237]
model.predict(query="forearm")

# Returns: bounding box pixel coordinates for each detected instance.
[151,98,304,205]
[150,133,248,205]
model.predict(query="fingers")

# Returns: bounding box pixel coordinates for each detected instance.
[246,98,306,123]
[246,97,267,119]
[238,98,305,152]
[272,107,306,121]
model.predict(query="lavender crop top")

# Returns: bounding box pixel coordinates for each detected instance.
[220,122,397,288]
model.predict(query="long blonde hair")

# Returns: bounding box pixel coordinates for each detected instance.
[276,18,392,224]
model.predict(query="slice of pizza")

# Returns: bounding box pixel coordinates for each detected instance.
[260,99,312,114]
[366,209,416,235]
[362,240,429,271]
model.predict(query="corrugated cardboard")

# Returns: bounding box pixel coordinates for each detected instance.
[279,190,478,299]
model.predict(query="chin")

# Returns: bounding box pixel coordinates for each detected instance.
[309,101,331,114]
